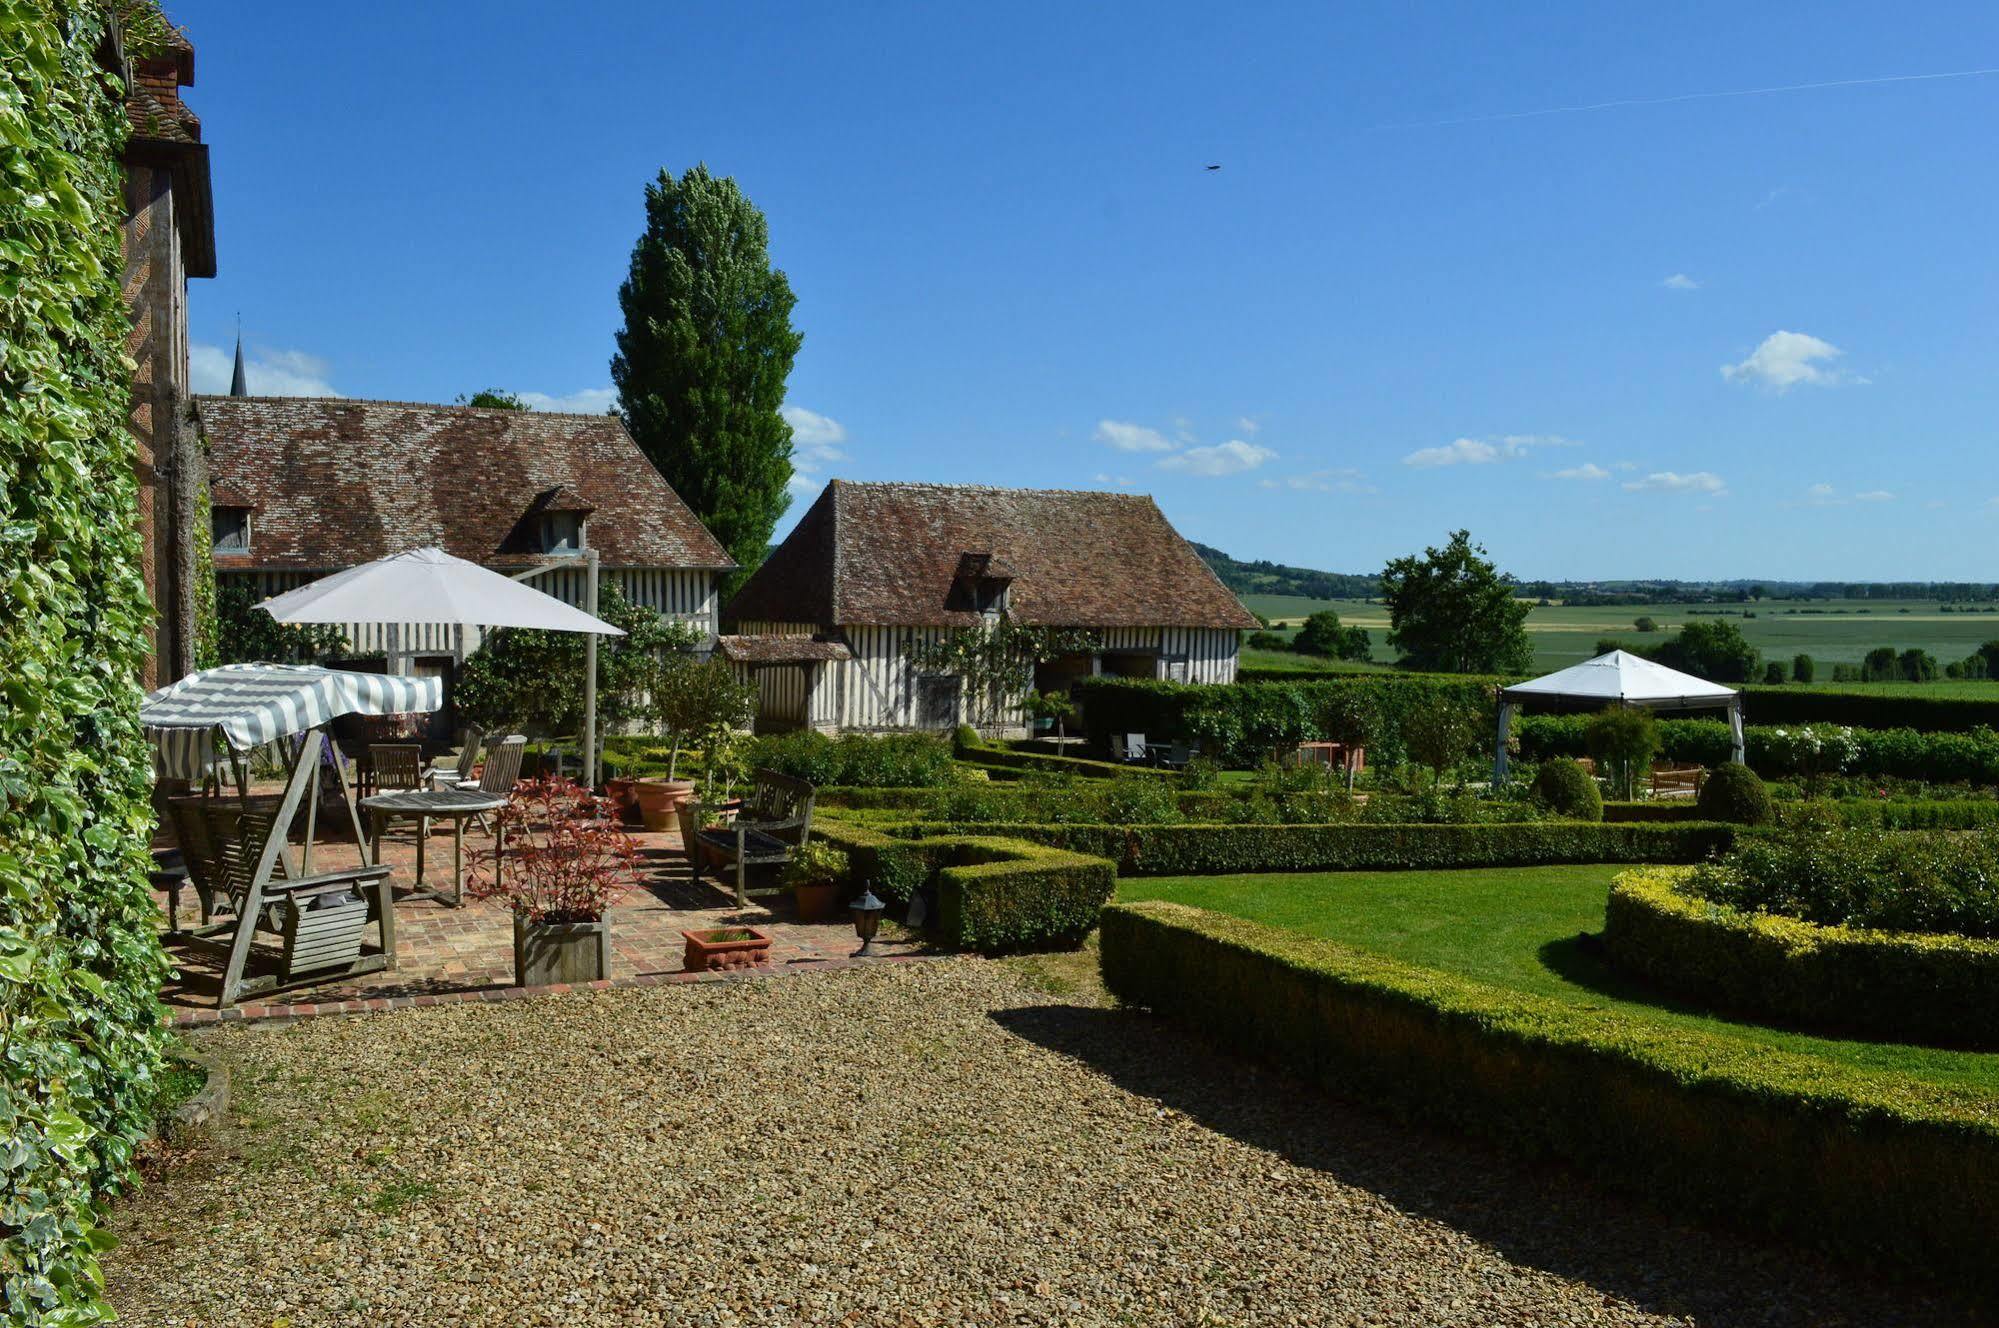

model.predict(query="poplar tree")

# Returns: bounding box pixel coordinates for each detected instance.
[612,164,803,588]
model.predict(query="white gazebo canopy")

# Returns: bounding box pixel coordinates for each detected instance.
[1494,649,1743,782]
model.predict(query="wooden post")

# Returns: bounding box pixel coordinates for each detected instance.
[217,729,320,1007]
[583,547,599,791]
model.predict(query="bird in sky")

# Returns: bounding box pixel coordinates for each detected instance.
[1205,163,1221,170]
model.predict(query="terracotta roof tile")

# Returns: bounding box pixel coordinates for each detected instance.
[196,397,734,573]
[726,481,1258,630]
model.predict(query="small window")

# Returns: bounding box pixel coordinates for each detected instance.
[211,507,249,553]
[540,512,583,555]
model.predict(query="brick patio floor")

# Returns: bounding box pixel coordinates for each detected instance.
[155,814,926,1014]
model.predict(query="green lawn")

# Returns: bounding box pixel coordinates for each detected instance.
[1118,865,1999,1095]
[1237,594,1999,674]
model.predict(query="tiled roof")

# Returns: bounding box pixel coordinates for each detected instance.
[125,57,201,146]
[715,635,853,665]
[725,481,1259,630]
[196,397,734,573]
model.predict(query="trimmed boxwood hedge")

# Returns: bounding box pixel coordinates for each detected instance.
[1780,798,1999,830]
[3,8,174,1325]
[862,820,1736,876]
[1518,713,1999,786]
[1739,684,1999,734]
[1100,900,1999,1292]
[960,745,1177,781]
[1604,868,1999,1049]
[810,821,1114,953]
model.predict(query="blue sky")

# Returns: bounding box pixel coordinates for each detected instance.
[173,2,1999,581]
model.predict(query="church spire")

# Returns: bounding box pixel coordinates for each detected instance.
[229,316,248,396]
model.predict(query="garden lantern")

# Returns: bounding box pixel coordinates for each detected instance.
[850,887,886,957]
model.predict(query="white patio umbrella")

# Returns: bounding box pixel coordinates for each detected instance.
[1493,649,1743,783]
[258,547,625,785]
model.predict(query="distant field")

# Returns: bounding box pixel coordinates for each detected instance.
[1238,593,1999,676]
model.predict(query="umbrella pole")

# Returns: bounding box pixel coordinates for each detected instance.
[583,547,599,791]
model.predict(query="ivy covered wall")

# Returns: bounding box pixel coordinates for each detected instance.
[1,3,173,1323]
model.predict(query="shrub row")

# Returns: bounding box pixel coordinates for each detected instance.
[1779,799,1999,830]
[810,821,1114,953]
[1071,674,1499,767]
[1604,868,1999,1049]
[1738,684,1999,734]
[1516,714,1999,785]
[1683,828,1999,938]
[960,745,1177,782]
[3,9,175,1325]
[747,730,957,787]
[1100,901,1999,1293]
[866,820,1735,876]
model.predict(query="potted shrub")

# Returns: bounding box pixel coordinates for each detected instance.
[642,660,757,833]
[467,777,641,986]
[784,842,850,923]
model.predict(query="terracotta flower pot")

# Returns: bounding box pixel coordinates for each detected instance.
[632,779,694,832]
[681,926,772,973]
[605,776,642,825]
[792,879,839,923]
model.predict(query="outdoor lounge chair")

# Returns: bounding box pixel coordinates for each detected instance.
[458,734,527,833]
[693,769,816,907]
[1117,733,1150,763]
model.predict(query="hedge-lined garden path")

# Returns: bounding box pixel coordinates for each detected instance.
[106,961,1954,1326]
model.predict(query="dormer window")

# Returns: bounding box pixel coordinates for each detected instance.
[211,506,250,553]
[951,551,1015,617]
[541,511,584,555]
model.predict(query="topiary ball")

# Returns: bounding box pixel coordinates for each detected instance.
[1532,757,1603,822]
[1697,762,1772,825]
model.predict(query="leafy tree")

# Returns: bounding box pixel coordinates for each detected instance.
[651,658,757,786]
[1584,706,1660,800]
[1594,638,1627,658]
[1860,646,1900,683]
[1378,530,1532,674]
[457,389,529,410]
[1977,640,1999,678]
[1315,688,1380,791]
[215,579,346,665]
[1401,697,1481,789]
[1763,661,1786,685]
[455,581,702,737]
[1023,689,1077,740]
[1633,616,1657,633]
[1652,619,1758,683]
[612,164,802,589]
[1294,609,1371,661]
[1899,648,1939,683]
[1792,653,1815,683]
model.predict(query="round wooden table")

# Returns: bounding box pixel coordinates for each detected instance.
[360,789,506,907]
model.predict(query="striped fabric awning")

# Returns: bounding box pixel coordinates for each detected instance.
[141,664,444,780]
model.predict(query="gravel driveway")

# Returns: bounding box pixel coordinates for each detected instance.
[107,960,1959,1326]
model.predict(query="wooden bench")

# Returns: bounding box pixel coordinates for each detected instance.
[693,769,816,907]
[1651,763,1705,800]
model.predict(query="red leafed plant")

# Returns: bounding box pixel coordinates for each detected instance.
[467,777,642,924]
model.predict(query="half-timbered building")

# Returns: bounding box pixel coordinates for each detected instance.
[720,481,1258,732]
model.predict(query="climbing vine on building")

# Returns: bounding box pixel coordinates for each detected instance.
[0,3,174,1323]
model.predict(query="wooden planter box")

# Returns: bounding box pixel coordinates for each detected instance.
[681,926,772,973]
[513,913,612,986]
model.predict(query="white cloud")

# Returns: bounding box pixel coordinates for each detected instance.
[1157,439,1275,477]
[1661,273,1700,291]
[1805,481,1838,502]
[1403,437,1500,468]
[782,405,849,480]
[1094,419,1176,453]
[1721,330,1854,391]
[1550,463,1611,481]
[1093,473,1137,488]
[1258,467,1373,494]
[191,343,339,397]
[1854,490,1895,502]
[1236,416,1261,436]
[1403,433,1578,468]
[517,386,618,414]
[1623,470,1727,495]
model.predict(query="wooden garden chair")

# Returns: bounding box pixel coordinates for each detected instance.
[456,734,527,834]
[693,769,816,907]
[424,724,485,790]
